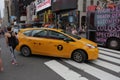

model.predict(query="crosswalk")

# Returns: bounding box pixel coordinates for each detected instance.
[44,47,120,80]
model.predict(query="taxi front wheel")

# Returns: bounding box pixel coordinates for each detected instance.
[72,50,87,63]
[21,46,31,57]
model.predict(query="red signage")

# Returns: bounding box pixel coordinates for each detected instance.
[87,5,96,12]
[36,0,51,12]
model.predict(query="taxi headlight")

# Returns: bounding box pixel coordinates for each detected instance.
[86,44,96,48]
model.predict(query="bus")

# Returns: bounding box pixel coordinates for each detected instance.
[86,3,120,50]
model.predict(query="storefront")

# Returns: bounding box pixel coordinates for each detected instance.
[56,10,79,31]
[51,0,79,33]
[36,0,79,32]
[36,0,55,25]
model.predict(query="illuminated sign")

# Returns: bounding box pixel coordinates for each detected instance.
[36,0,51,12]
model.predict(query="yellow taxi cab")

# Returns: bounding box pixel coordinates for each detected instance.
[16,28,99,63]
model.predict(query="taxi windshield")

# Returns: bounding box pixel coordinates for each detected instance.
[62,31,81,40]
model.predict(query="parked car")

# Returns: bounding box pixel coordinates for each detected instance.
[12,25,27,34]
[12,26,19,34]
[16,28,99,62]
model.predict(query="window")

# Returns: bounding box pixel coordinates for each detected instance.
[32,30,47,37]
[48,30,70,40]
[23,30,32,36]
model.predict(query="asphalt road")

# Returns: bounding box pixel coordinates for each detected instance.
[0,37,64,80]
[0,37,120,80]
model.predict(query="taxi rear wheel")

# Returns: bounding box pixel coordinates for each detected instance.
[21,46,31,57]
[72,50,87,63]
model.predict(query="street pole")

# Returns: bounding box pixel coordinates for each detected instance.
[7,5,10,24]
[14,0,19,23]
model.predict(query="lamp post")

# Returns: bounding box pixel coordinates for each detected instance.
[7,5,10,23]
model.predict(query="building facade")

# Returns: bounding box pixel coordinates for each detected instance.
[35,0,99,30]
[3,0,120,28]
[4,0,10,25]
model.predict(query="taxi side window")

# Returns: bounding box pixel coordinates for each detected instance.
[48,30,71,40]
[32,30,47,37]
[23,30,32,36]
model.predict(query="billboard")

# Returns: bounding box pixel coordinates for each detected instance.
[52,0,77,11]
[36,0,51,12]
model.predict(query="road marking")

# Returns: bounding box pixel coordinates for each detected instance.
[91,59,120,73]
[44,60,88,80]
[99,50,120,58]
[63,59,120,80]
[99,54,120,64]
[99,47,120,54]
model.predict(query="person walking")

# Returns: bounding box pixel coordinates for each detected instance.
[72,27,78,35]
[5,26,18,65]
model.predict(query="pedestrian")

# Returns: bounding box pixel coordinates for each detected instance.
[66,24,72,33]
[96,1,102,10]
[0,40,4,72]
[5,26,18,65]
[72,27,78,35]
[106,0,116,9]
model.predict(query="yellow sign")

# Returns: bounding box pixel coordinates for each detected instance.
[61,13,69,17]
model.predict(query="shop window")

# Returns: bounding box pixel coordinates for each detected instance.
[81,16,86,26]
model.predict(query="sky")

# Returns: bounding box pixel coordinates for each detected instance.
[0,0,4,18]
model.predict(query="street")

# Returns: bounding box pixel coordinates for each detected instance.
[0,37,120,80]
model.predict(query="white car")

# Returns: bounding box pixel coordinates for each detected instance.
[12,27,19,34]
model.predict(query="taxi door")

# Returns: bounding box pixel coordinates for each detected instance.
[44,30,75,58]
[28,37,47,54]
[29,29,49,55]
[17,30,38,53]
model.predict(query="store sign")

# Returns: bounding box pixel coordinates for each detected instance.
[52,0,77,11]
[36,0,51,12]
[61,13,69,17]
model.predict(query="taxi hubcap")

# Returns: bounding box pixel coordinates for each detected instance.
[73,52,82,62]
[22,47,30,56]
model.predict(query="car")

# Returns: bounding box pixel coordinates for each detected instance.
[12,25,27,34]
[16,28,99,63]
[12,26,19,34]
